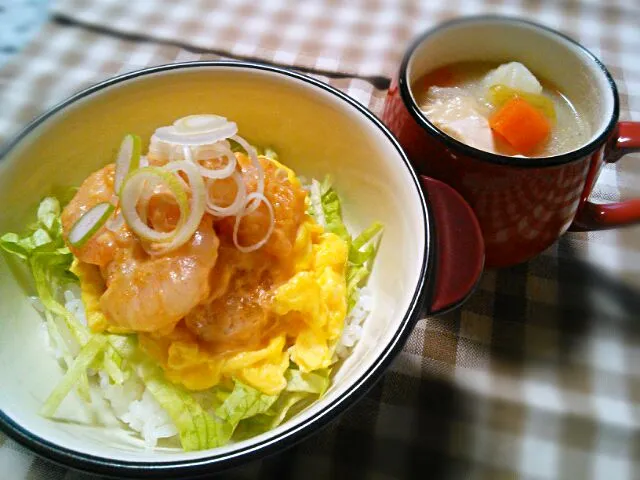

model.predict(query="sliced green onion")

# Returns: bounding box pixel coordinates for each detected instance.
[120,166,189,244]
[153,122,237,146]
[174,114,228,134]
[194,143,238,180]
[148,161,206,255]
[114,134,142,194]
[231,134,264,213]
[67,202,115,247]
[206,171,247,217]
[233,192,274,253]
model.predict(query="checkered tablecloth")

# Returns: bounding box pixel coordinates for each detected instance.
[1,1,640,479]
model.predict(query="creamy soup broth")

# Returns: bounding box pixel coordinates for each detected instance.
[412,61,591,157]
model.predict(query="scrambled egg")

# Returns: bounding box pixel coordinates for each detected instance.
[157,220,347,394]
[274,228,348,372]
[73,164,349,396]
[70,260,132,335]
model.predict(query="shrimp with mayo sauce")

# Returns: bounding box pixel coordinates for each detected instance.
[61,163,220,334]
[61,164,134,268]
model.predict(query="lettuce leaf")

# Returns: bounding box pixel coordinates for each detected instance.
[350,221,383,261]
[31,259,89,345]
[40,334,108,417]
[307,179,326,226]
[314,178,383,312]
[37,196,63,234]
[100,345,128,385]
[139,363,204,451]
[235,373,331,440]
[285,368,330,395]
[266,392,310,429]
[1,197,93,398]
[234,392,308,440]
[319,183,350,242]
[215,381,278,430]
[233,366,332,440]
[94,334,133,385]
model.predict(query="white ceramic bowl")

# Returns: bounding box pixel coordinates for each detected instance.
[0,62,482,476]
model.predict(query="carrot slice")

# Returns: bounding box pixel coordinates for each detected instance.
[489,97,551,154]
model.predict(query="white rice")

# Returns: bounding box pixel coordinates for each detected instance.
[99,372,177,448]
[335,286,373,359]
[63,290,177,449]
[47,279,372,448]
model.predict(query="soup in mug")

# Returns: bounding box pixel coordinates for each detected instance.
[412,61,591,157]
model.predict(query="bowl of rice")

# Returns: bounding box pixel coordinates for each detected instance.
[0,62,484,476]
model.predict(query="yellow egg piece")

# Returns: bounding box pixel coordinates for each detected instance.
[237,349,290,396]
[317,267,347,340]
[271,229,349,374]
[289,329,332,372]
[273,272,327,331]
[70,259,132,334]
[314,233,348,273]
[222,335,286,372]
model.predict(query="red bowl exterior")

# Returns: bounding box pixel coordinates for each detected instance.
[382,79,605,268]
[380,16,634,268]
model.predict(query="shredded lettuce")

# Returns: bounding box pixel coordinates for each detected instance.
[40,335,108,417]
[318,180,351,242]
[351,221,384,257]
[308,179,326,227]
[100,345,128,385]
[216,381,278,430]
[234,392,308,440]
[285,368,331,395]
[1,197,93,399]
[264,392,309,429]
[233,365,333,440]
[313,178,383,312]
[139,361,212,451]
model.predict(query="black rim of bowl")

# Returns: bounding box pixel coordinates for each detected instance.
[0,61,431,477]
[398,15,620,168]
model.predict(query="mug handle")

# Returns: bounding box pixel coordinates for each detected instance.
[571,121,640,231]
[421,176,485,314]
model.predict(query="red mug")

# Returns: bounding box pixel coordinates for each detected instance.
[382,16,640,268]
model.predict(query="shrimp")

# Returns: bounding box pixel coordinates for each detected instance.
[61,164,134,267]
[147,146,307,259]
[214,153,307,258]
[63,164,220,333]
[184,240,273,350]
[100,216,219,333]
